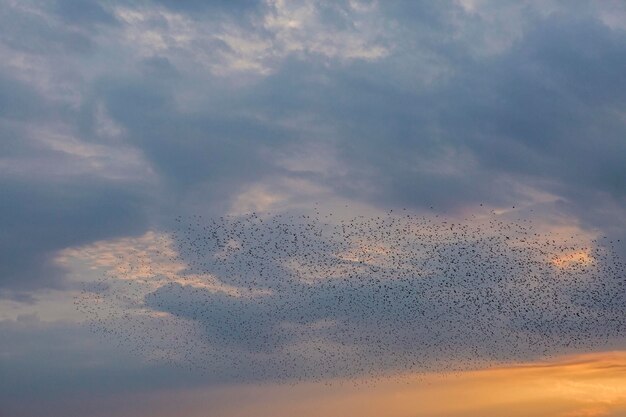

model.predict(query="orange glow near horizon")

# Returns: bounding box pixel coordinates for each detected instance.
[119,350,626,417]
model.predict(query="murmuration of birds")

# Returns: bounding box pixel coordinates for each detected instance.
[75,207,626,383]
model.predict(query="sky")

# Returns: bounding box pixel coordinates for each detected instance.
[1,0,626,416]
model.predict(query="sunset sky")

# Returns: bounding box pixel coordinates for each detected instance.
[1,1,626,416]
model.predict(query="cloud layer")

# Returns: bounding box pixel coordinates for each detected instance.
[2,0,626,415]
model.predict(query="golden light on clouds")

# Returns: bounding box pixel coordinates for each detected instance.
[56,231,255,297]
[552,250,595,269]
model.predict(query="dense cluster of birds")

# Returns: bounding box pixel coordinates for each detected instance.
[75,207,626,382]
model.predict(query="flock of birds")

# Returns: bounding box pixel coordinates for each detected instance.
[75,207,626,382]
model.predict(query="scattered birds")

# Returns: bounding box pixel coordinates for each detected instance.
[75,207,626,382]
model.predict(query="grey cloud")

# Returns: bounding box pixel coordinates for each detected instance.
[145,252,625,379]
[0,1,95,55]
[0,72,151,299]
[0,0,624,299]
[0,74,49,122]
[132,212,626,381]
[0,71,150,298]
[139,56,180,79]
[0,179,149,299]
[96,75,292,189]
[1,0,626,403]
[233,10,626,212]
[434,16,626,209]
[0,316,213,417]
[152,0,262,14]
[53,0,118,26]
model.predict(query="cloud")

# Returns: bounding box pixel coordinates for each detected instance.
[0,315,215,417]
[53,0,118,26]
[0,178,149,299]
[62,210,625,382]
[109,0,389,78]
[1,1,626,412]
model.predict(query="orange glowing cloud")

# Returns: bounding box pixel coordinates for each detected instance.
[551,250,595,268]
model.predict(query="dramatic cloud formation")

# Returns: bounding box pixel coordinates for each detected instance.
[1,1,626,416]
